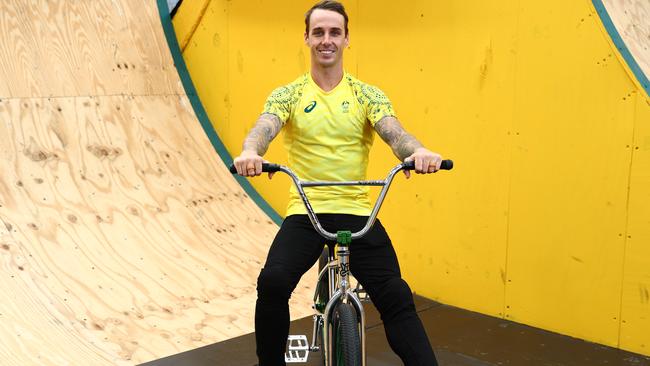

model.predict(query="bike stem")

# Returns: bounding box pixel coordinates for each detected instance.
[336,231,352,302]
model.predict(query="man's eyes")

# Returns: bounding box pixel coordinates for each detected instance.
[312,30,342,37]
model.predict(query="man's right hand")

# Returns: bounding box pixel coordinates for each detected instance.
[233,150,274,179]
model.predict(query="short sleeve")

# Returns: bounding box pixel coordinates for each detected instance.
[262,85,294,124]
[353,82,396,127]
[263,74,309,125]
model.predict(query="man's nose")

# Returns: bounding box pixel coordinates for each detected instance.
[322,34,332,45]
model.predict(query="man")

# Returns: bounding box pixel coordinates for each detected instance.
[233,1,442,364]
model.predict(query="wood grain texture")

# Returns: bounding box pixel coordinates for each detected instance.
[602,0,650,83]
[0,1,316,365]
[0,0,184,98]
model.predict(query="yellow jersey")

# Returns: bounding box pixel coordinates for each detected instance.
[262,72,395,216]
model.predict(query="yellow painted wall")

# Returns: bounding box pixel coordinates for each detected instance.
[173,0,650,355]
[171,0,210,51]
[621,95,650,353]
[505,0,634,346]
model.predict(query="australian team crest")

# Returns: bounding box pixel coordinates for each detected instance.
[341,100,350,113]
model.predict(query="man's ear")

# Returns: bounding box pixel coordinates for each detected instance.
[345,33,350,48]
[304,32,309,45]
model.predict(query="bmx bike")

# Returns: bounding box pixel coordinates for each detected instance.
[230,159,453,366]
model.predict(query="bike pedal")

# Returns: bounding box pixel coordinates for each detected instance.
[354,283,371,302]
[285,335,310,363]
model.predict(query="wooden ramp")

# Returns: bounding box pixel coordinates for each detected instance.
[600,0,650,93]
[0,1,315,365]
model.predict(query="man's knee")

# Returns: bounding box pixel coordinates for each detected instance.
[257,267,294,301]
[371,277,416,322]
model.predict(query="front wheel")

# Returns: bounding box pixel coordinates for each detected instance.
[332,302,361,366]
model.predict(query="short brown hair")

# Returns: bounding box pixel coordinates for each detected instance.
[305,1,349,35]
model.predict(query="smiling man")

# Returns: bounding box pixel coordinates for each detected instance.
[233,1,441,365]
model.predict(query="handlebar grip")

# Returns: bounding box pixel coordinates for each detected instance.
[403,159,453,171]
[229,163,282,174]
[441,159,453,170]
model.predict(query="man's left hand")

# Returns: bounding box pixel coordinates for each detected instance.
[403,148,442,179]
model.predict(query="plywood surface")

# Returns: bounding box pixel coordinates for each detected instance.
[0,0,184,98]
[0,1,316,365]
[602,0,650,86]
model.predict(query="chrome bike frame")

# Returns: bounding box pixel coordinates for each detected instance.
[272,162,412,366]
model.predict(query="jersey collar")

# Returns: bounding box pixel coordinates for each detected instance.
[308,71,348,95]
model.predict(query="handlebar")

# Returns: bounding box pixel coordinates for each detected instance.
[229,159,453,241]
[229,160,453,174]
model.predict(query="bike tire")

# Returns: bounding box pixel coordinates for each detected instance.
[332,303,361,366]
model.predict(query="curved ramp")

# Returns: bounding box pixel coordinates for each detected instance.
[596,0,650,95]
[0,1,314,365]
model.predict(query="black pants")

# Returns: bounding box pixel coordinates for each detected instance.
[255,214,438,365]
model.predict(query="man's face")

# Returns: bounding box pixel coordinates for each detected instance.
[305,9,349,69]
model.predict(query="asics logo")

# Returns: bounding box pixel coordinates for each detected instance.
[304,100,317,113]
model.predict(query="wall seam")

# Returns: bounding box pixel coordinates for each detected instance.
[178,0,213,52]
[616,91,638,348]
[502,0,523,321]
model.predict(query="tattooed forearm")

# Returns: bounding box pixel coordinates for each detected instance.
[242,113,283,155]
[374,116,424,160]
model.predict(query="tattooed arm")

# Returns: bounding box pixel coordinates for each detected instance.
[374,116,442,177]
[233,113,283,177]
[374,116,424,160]
[242,113,283,155]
